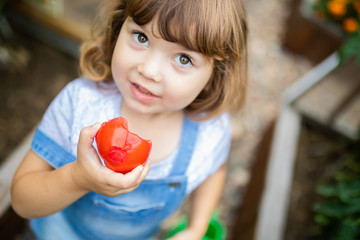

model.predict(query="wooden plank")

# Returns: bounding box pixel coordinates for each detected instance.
[282,52,339,104]
[333,93,360,140]
[293,59,360,126]
[255,105,301,240]
[7,1,90,43]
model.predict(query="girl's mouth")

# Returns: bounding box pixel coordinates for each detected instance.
[132,83,157,97]
[130,82,159,102]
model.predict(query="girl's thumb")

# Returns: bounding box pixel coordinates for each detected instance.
[79,122,101,146]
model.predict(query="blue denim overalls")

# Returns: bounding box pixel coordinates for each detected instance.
[30,117,199,240]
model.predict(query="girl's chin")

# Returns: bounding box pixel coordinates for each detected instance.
[122,100,180,118]
[122,99,156,115]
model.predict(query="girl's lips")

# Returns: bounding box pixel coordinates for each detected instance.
[130,82,159,102]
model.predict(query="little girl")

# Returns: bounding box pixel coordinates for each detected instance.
[11,0,247,239]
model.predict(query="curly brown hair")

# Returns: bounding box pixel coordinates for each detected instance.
[80,0,248,119]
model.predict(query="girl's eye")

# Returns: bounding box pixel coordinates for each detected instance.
[175,54,192,66]
[133,32,148,46]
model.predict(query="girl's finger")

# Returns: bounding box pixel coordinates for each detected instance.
[136,162,150,184]
[106,163,148,190]
[78,122,101,148]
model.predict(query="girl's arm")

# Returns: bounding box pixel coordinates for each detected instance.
[11,123,150,219]
[169,163,227,240]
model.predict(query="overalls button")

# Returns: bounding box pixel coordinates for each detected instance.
[169,182,180,187]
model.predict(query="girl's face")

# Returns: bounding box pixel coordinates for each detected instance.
[111,17,214,117]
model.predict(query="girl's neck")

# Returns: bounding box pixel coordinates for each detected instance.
[120,103,184,135]
[120,103,184,163]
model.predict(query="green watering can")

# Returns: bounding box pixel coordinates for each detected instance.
[166,210,226,240]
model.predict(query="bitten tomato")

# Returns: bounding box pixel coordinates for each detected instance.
[95,117,151,173]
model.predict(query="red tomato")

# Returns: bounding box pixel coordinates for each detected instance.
[95,117,151,173]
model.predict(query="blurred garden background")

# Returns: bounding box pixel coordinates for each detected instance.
[0,0,359,239]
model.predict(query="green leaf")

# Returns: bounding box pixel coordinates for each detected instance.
[314,200,360,218]
[338,180,360,203]
[315,214,330,225]
[317,184,339,197]
[334,171,352,182]
[347,159,360,173]
[339,32,360,65]
[334,218,360,240]
[316,179,360,202]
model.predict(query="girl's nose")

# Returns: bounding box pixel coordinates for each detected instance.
[137,54,162,82]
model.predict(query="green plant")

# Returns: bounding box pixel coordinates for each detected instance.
[313,129,360,240]
[313,0,360,63]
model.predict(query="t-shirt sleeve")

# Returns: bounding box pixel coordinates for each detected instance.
[31,81,77,168]
[186,113,232,194]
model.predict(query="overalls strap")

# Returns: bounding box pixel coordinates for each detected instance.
[169,117,199,176]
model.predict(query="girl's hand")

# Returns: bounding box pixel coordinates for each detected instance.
[167,228,204,240]
[70,123,150,196]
